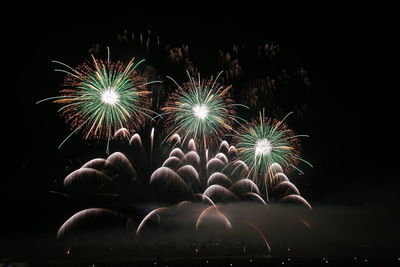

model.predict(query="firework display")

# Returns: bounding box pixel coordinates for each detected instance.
[13,5,398,265]
[235,110,312,199]
[162,72,244,149]
[37,33,313,260]
[55,129,311,256]
[37,50,159,150]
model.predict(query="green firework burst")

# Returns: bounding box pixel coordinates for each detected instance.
[236,110,312,195]
[162,71,244,149]
[37,50,159,150]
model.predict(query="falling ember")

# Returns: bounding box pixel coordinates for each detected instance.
[244,222,271,253]
[298,218,312,230]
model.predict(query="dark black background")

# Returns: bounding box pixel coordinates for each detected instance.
[2,1,399,261]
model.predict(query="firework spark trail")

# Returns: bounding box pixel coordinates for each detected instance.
[235,110,312,200]
[37,48,161,152]
[244,221,271,253]
[136,207,168,236]
[162,71,247,151]
[195,205,232,230]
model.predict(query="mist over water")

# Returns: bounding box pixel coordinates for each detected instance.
[2,202,396,263]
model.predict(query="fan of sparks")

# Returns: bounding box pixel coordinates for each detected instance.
[236,110,312,190]
[37,51,159,149]
[162,71,244,148]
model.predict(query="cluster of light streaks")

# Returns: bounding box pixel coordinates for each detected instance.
[235,110,312,198]
[162,71,245,149]
[37,49,160,151]
[40,33,316,256]
[55,129,312,254]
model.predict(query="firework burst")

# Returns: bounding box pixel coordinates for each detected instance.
[37,49,160,151]
[235,110,312,199]
[162,71,244,150]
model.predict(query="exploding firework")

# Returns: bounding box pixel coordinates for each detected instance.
[162,72,244,150]
[37,49,160,151]
[54,128,312,256]
[235,110,312,199]
[36,27,317,259]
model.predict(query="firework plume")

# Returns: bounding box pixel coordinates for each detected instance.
[235,110,312,199]
[37,49,160,151]
[162,71,244,150]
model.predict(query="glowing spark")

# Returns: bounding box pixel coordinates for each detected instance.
[255,138,272,157]
[162,71,245,148]
[37,50,160,151]
[101,88,120,105]
[193,104,209,120]
[236,110,311,199]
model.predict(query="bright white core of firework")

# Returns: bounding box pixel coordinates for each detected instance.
[101,88,120,105]
[193,104,209,120]
[255,138,272,156]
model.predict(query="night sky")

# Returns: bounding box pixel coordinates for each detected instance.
[3,2,400,263]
